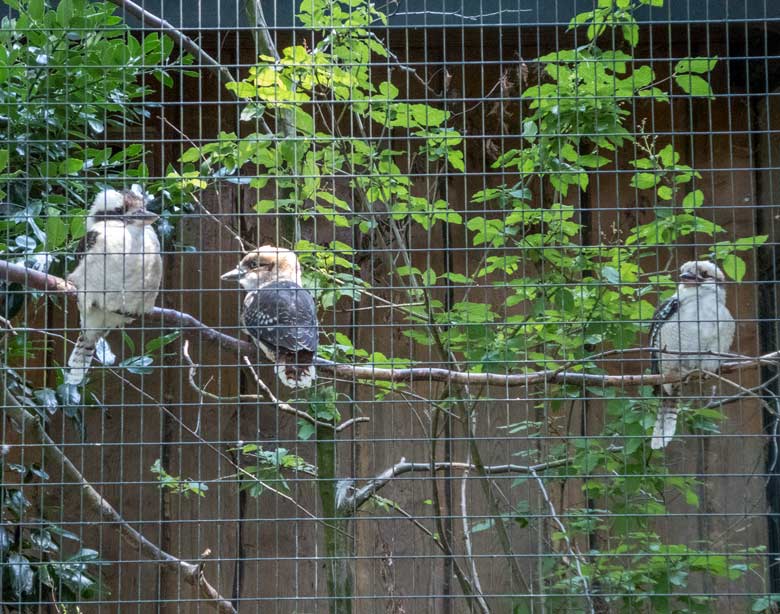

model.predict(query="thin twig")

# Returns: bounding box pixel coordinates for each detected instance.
[529,468,595,614]
[104,361,325,524]
[240,355,369,432]
[460,435,490,614]
[181,342,368,433]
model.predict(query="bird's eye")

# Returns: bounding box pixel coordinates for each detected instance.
[246,261,258,270]
[700,271,709,278]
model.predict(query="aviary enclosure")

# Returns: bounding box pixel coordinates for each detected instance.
[1,0,780,611]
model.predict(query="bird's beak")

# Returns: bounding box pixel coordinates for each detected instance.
[679,272,699,283]
[125,209,159,225]
[220,267,244,282]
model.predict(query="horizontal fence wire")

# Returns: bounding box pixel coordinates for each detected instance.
[1,0,780,612]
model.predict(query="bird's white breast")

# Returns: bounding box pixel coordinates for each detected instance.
[69,221,162,316]
[657,289,735,374]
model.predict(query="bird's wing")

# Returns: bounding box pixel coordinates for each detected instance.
[243,281,319,354]
[649,296,680,374]
[72,230,100,268]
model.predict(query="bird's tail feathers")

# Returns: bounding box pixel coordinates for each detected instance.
[276,362,316,389]
[650,406,679,450]
[66,329,106,385]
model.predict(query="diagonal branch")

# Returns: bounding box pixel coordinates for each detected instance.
[0,377,236,614]
[180,340,369,432]
[107,0,237,88]
[1,259,773,389]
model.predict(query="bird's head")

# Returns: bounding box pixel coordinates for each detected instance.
[220,245,302,290]
[677,260,726,292]
[86,185,158,229]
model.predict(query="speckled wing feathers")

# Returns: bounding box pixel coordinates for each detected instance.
[649,296,680,375]
[242,281,319,356]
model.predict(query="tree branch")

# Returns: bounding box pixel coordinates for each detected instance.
[181,343,369,432]
[346,456,571,511]
[529,467,594,614]
[0,377,236,614]
[0,260,257,357]
[106,0,237,87]
[2,259,773,389]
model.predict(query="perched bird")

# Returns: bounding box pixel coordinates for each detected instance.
[221,246,319,389]
[66,186,162,385]
[649,260,735,449]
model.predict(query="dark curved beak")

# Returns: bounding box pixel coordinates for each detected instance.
[679,272,699,282]
[125,209,159,225]
[220,267,244,282]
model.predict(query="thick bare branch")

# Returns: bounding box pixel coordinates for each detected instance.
[2,259,773,389]
[0,378,236,614]
[347,457,571,511]
[0,260,256,357]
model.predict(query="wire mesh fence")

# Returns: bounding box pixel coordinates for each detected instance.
[1,0,780,611]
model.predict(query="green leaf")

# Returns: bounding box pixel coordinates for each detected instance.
[674,56,718,74]
[226,81,259,98]
[28,0,44,20]
[144,331,181,354]
[57,0,73,26]
[121,331,136,355]
[622,23,639,47]
[656,185,673,201]
[59,158,84,175]
[6,553,34,597]
[682,189,704,211]
[120,355,154,375]
[753,595,780,612]
[377,81,398,100]
[296,416,318,440]
[657,144,680,166]
[45,213,68,249]
[94,337,116,365]
[631,172,659,189]
[674,74,714,99]
[718,254,746,282]
[254,199,278,214]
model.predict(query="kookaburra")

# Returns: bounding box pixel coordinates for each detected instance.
[649,260,735,449]
[66,186,162,385]
[221,246,319,389]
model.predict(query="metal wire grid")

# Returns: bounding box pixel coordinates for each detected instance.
[0,0,779,611]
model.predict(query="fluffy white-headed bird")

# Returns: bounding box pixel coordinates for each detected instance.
[66,186,162,385]
[649,260,735,449]
[222,246,319,389]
